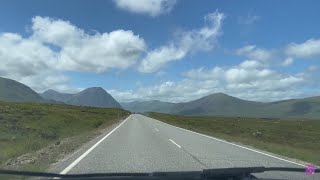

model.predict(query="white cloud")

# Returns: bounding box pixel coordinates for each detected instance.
[31,16,83,47]
[1,15,317,102]
[32,16,146,73]
[183,67,223,80]
[18,74,71,93]
[108,89,142,102]
[0,33,55,77]
[0,16,146,92]
[236,45,273,61]
[113,0,177,17]
[139,11,225,73]
[109,79,223,103]
[113,59,308,102]
[239,60,263,69]
[185,63,276,85]
[286,39,320,58]
[191,64,305,101]
[1,13,225,94]
[0,32,70,92]
[282,57,294,66]
[225,68,275,84]
[138,44,186,73]
[179,12,225,52]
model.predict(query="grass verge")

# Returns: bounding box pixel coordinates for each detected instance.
[0,101,130,174]
[147,112,320,166]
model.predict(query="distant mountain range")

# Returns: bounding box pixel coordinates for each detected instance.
[1,76,320,119]
[41,89,73,102]
[0,77,121,108]
[122,93,320,119]
[121,100,175,114]
[40,88,122,108]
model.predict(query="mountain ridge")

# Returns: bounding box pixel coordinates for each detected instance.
[41,87,122,108]
[66,87,122,108]
[122,93,320,119]
[0,77,44,102]
[121,100,175,113]
[1,76,319,119]
[41,89,73,102]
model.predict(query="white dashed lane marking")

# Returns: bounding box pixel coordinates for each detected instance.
[169,139,181,148]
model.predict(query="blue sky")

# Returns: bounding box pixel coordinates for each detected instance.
[0,0,319,102]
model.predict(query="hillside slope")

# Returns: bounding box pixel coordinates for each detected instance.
[126,93,320,119]
[262,96,320,119]
[41,87,122,108]
[171,93,320,118]
[0,77,43,102]
[171,93,264,117]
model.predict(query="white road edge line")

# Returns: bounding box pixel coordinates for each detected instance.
[155,128,159,131]
[169,139,181,148]
[152,117,306,167]
[59,115,131,174]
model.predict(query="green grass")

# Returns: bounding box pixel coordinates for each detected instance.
[0,101,130,171]
[148,112,320,166]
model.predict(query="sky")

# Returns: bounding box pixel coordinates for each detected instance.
[0,0,319,102]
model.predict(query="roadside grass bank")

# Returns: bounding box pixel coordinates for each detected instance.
[147,112,320,166]
[0,101,130,173]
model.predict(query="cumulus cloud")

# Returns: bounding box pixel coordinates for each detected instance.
[184,63,279,85]
[187,63,306,101]
[183,67,223,80]
[32,16,146,73]
[109,79,223,103]
[0,32,69,92]
[225,68,275,84]
[138,44,186,73]
[239,60,264,69]
[0,33,55,77]
[112,59,308,102]
[139,11,225,73]
[286,39,320,58]
[113,0,177,17]
[112,41,319,102]
[2,14,317,101]
[31,16,83,47]
[236,45,273,61]
[0,16,146,92]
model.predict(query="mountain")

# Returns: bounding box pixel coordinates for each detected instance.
[40,89,73,102]
[171,93,264,117]
[171,93,320,118]
[121,100,175,113]
[41,87,122,108]
[261,96,320,119]
[1,76,319,118]
[127,93,320,119]
[66,87,122,108]
[0,77,44,102]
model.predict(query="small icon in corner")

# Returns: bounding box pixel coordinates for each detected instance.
[305,164,316,175]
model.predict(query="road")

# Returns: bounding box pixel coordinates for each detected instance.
[57,114,318,179]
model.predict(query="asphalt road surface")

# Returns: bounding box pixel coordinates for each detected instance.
[57,114,318,179]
